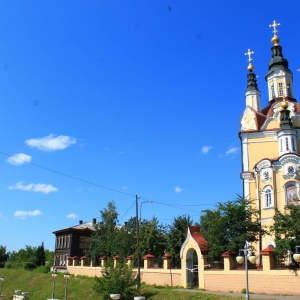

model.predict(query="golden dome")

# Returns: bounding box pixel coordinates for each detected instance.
[271,35,280,46]
[281,99,288,109]
[247,63,254,72]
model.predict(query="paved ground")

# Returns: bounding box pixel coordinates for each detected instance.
[176,289,300,300]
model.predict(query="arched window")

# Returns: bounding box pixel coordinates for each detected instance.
[263,186,273,209]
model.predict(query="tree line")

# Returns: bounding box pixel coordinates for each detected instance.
[0,242,54,271]
[1,196,299,269]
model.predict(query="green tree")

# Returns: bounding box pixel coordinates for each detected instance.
[94,261,137,300]
[5,243,46,269]
[139,217,167,259]
[36,242,46,266]
[114,218,137,259]
[270,205,300,259]
[0,245,9,268]
[45,249,55,266]
[200,197,265,261]
[88,201,120,262]
[166,215,193,267]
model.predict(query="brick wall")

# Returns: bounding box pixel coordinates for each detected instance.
[204,270,300,295]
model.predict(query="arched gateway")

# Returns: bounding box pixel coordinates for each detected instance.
[180,226,208,289]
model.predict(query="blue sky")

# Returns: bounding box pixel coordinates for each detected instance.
[0,1,300,252]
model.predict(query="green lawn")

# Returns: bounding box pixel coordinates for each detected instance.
[0,269,244,300]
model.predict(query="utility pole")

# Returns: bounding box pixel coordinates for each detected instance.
[136,194,141,290]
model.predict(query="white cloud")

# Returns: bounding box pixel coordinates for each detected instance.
[25,134,77,151]
[201,146,212,154]
[225,147,239,155]
[14,210,42,220]
[66,213,78,219]
[9,181,58,194]
[174,187,183,193]
[7,153,32,166]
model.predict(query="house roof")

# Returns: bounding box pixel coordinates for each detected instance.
[53,222,95,234]
[188,226,208,254]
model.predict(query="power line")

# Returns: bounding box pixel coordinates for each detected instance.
[0,150,241,220]
[0,150,136,197]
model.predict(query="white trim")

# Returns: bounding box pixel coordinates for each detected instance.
[262,185,274,209]
[256,159,272,171]
[240,131,277,139]
[241,136,249,171]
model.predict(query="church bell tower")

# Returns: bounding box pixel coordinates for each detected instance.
[239,20,300,250]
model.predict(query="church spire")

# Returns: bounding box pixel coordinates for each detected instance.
[245,49,260,111]
[265,20,294,102]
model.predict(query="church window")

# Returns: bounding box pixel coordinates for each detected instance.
[280,139,283,152]
[293,138,296,151]
[264,187,273,208]
[279,82,283,96]
[271,84,275,98]
[287,84,292,96]
[286,137,289,151]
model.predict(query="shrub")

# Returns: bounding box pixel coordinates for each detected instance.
[23,261,37,270]
[34,265,50,273]
[94,262,137,300]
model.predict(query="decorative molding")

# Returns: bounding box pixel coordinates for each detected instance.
[279,154,300,165]
[241,172,254,180]
[240,131,277,139]
[180,231,191,259]
[256,160,272,171]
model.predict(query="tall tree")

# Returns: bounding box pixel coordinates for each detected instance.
[0,245,9,268]
[270,205,300,259]
[200,197,265,261]
[139,217,167,259]
[114,217,137,259]
[166,215,193,266]
[88,201,120,262]
[36,242,46,266]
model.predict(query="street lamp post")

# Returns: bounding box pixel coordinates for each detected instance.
[64,271,70,300]
[51,268,58,299]
[136,195,141,290]
[236,243,256,300]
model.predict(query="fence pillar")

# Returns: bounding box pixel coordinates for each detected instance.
[162,253,172,269]
[126,255,134,267]
[222,251,235,271]
[143,254,155,269]
[100,256,107,267]
[260,246,275,270]
[113,255,120,268]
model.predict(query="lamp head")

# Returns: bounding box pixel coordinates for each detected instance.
[236,255,245,264]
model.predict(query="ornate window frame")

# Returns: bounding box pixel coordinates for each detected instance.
[262,185,274,209]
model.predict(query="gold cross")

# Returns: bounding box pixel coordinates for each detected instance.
[245,49,254,63]
[269,20,280,36]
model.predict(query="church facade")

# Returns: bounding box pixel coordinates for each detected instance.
[240,20,300,250]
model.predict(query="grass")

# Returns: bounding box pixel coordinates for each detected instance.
[0,269,245,300]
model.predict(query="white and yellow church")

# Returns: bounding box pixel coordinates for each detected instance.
[240,20,300,250]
